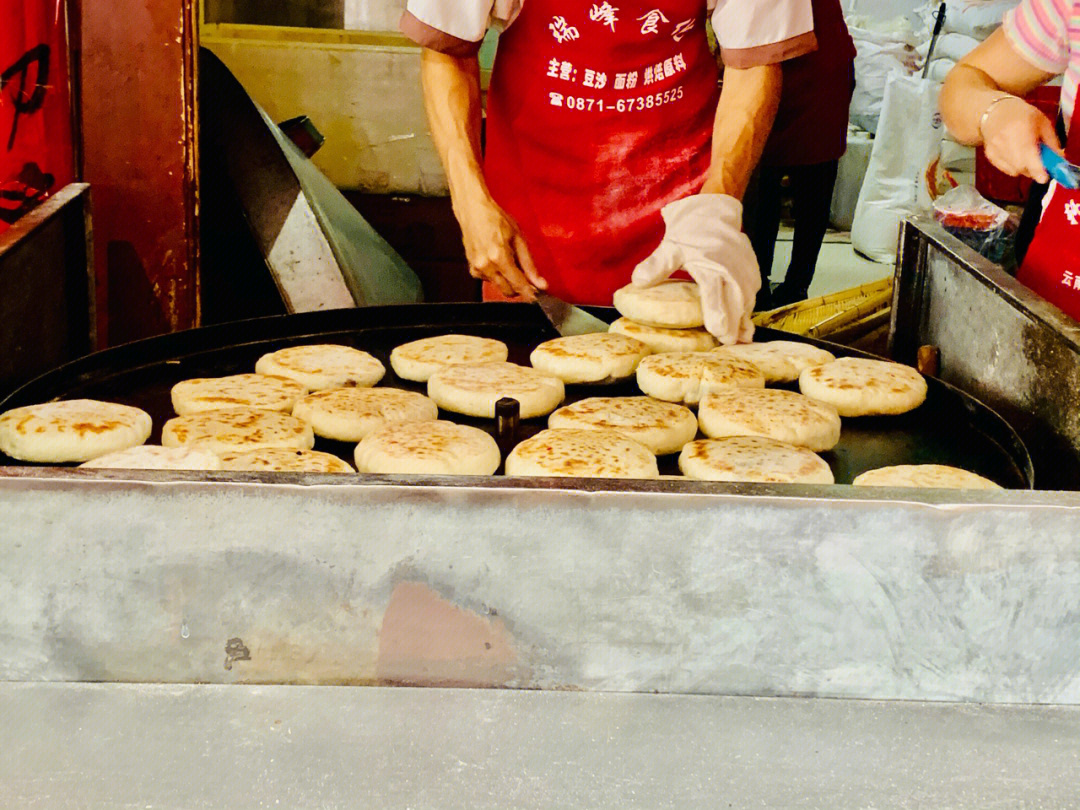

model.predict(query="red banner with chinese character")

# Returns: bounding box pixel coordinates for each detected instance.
[0,0,75,234]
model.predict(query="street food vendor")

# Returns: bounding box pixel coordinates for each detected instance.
[940,0,1080,320]
[400,1,817,343]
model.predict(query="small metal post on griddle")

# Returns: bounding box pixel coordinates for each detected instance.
[495,397,521,460]
[917,345,941,377]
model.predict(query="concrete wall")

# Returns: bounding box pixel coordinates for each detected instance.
[202,31,448,194]
[345,0,406,31]
[205,0,346,28]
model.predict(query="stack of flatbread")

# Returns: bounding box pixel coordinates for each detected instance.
[610,280,719,353]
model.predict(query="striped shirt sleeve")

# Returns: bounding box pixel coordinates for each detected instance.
[1002,0,1071,74]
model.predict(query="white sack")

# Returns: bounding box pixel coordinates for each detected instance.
[851,74,943,263]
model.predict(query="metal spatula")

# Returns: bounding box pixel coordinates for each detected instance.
[535,290,610,336]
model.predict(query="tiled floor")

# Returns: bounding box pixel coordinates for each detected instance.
[766,227,892,299]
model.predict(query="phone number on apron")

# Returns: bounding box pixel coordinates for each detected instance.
[549,86,685,112]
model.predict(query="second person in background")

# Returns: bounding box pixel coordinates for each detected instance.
[743,0,856,310]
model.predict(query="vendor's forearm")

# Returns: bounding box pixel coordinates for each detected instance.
[940,29,1057,146]
[940,64,1015,145]
[420,48,490,208]
[701,64,782,199]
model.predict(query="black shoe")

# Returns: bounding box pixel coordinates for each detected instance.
[755,284,774,312]
[771,283,810,308]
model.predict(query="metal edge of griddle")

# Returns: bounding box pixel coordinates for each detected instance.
[0,464,1061,506]
[900,215,1080,351]
[0,301,1035,491]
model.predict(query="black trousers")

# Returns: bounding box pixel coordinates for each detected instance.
[744,160,840,309]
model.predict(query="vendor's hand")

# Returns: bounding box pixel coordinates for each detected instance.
[981,96,1062,184]
[458,195,547,301]
[632,194,761,345]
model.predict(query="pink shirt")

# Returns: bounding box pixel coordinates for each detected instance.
[401,0,816,69]
[1003,0,1080,128]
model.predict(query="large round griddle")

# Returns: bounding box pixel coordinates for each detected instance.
[0,303,1033,488]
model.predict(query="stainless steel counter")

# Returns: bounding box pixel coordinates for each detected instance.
[4,469,1080,704]
[4,682,1079,809]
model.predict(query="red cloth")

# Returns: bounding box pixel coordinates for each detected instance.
[481,0,721,305]
[759,0,855,167]
[0,0,75,234]
[1016,102,1080,321]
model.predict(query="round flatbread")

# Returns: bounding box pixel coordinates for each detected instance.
[219,448,354,474]
[81,445,222,470]
[853,464,1001,490]
[679,436,835,484]
[293,387,438,443]
[355,420,500,476]
[171,373,307,416]
[636,352,765,406]
[609,318,718,354]
[697,388,842,452]
[548,396,698,455]
[255,344,385,390]
[427,362,565,419]
[390,335,509,382]
[529,333,651,384]
[711,341,836,383]
[0,399,152,463]
[162,408,314,455]
[505,428,659,479]
[799,358,927,417]
[613,280,704,329]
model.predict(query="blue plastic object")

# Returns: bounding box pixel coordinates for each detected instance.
[1040,143,1080,190]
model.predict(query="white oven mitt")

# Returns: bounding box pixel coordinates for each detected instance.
[631,194,761,345]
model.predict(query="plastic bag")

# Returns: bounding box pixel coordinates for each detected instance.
[851,74,943,262]
[942,0,1018,40]
[932,184,1012,262]
[848,26,920,133]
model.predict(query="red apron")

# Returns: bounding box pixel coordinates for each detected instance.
[483,0,720,304]
[1016,104,1080,320]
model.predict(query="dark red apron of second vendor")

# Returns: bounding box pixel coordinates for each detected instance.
[1016,102,1080,320]
[482,0,721,305]
[758,0,855,168]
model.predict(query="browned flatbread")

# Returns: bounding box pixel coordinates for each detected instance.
[530,333,651,383]
[853,464,1001,490]
[427,362,565,418]
[171,374,307,416]
[218,447,354,473]
[711,341,835,383]
[697,388,841,451]
[679,436,834,484]
[355,420,501,475]
[0,399,152,463]
[505,428,658,478]
[799,358,927,417]
[162,408,314,454]
[548,396,697,455]
[255,344,385,390]
[637,352,765,405]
